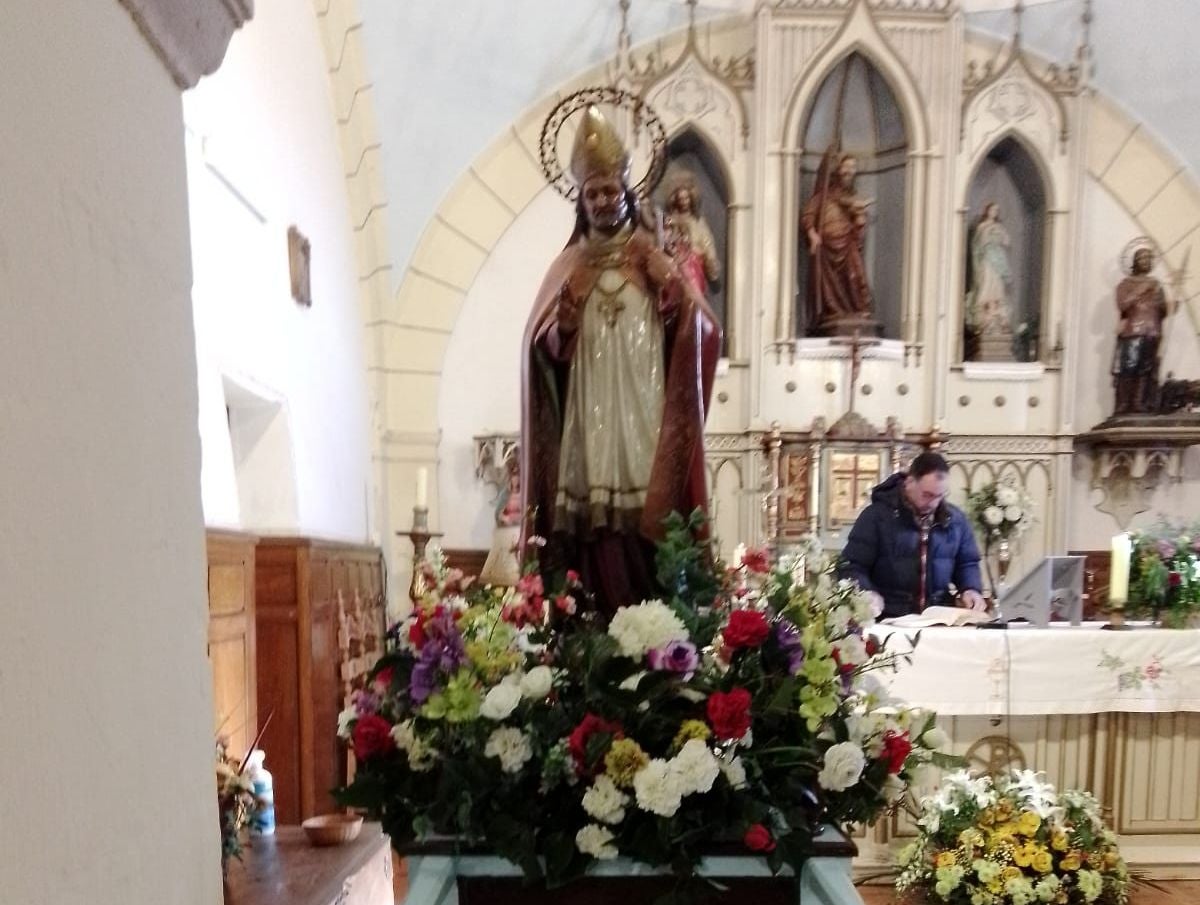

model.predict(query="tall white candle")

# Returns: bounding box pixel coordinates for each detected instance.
[1109,533,1131,608]
[416,467,428,509]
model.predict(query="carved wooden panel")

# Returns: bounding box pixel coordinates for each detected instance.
[1116,712,1200,835]
[207,529,257,760]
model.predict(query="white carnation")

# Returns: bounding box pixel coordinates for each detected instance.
[995,486,1017,507]
[719,756,747,790]
[336,706,356,740]
[607,600,688,659]
[1004,505,1024,523]
[581,775,629,825]
[484,726,533,773]
[817,741,866,792]
[672,739,720,796]
[575,823,618,860]
[480,680,522,721]
[520,665,554,700]
[633,759,685,817]
[983,506,1004,527]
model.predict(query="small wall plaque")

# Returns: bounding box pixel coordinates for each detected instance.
[288,225,312,307]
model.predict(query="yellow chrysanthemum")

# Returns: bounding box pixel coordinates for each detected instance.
[995,822,1020,842]
[604,738,649,788]
[1059,852,1082,872]
[1032,851,1054,874]
[672,719,710,750]
[959,828,984,849]
[936,851,957,869]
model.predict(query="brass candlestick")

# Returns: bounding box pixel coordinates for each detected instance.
[399,505,442,604]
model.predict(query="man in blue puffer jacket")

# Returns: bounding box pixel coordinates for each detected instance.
[840,452,987,619]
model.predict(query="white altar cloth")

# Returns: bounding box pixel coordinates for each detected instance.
[868,623,1200,716]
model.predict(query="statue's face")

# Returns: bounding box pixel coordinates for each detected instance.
[581,175,628,233]
[985,203,999,221]
[1133,248,1154,274]
[837,156,857,185]
[670,188,693,213]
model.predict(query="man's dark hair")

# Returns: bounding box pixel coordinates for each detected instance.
[908,451,949,479]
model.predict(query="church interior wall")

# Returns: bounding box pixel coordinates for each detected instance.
[0,2,220,902]
[184,0,373,542]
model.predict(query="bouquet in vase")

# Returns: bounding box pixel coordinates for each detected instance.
[966,480,1034,594]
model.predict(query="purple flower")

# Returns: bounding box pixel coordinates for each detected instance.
[408,610,467,703]
[351,688,380,716]
[1156,539,1176,560]
[774,620,805,676]
[646,640,699,675]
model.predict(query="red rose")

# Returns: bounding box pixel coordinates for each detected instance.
[568,713,624,773]
[724,610,771,649]
[865,636,881,657]
[881,730,912,775]
[743,823,776,852]
[707,687,752,740]
[1169,571,1183,588]
[352,714,395,761]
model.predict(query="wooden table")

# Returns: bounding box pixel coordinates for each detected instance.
[222,824,393,905]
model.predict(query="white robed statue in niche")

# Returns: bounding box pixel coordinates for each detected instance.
[966,202,1013,342]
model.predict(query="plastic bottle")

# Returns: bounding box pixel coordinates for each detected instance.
[245,749,276,836]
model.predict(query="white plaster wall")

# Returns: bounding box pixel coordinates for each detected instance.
[437,188,572,548]
[0,4,219,903]
[185,0,372,540]
[1067,181,1200,551]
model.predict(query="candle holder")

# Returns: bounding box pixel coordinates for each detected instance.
[399,505,442,603]
[1102,605,1131,631]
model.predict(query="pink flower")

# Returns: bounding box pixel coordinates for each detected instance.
[646,640,699,674]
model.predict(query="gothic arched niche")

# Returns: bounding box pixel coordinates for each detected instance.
[962,136,1047,363]
[656,128,731,353]
[796,52,908,340]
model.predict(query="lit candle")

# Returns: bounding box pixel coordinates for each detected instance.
[1109,533,1131,608]
[416,467,428,509]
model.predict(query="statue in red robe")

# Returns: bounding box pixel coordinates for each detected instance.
[520,107,721,613]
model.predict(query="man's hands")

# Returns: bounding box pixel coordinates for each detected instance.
[960,589,988,612]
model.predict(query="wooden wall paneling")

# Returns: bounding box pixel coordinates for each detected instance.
[255,538,385,826]
[207,530,257,761]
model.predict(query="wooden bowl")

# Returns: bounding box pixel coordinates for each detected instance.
[301,813,363,846]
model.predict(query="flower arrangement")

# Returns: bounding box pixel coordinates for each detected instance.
[215,736,260,867]
[1127,519,1200,627]
[897,770,1129,905]
[335,515,953,891]
[967,480,1033,545]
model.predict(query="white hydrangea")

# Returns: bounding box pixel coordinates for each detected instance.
[581,775,629,825]
[983,506,1005,527]
[575,823,618,860]
[719,755,747,790]
[633,759,685,817]
[607,600,689,659]
[480,678,523,721]
[391,719,437,772]
[336,706,356,740]
[484,726,533,773]
[817,741,866,792]
[672,739,720,796]
[520,665,554,700]
[1004,505,1024,523]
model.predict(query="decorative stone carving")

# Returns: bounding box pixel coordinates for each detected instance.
[117,0,254,90]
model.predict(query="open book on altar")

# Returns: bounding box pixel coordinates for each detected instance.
[880,605,995,628]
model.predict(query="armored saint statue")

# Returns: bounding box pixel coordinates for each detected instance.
[1112,246,1170,415]
[801,150,875,336]
[662,172,720,300]
[520,107,721,613]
